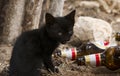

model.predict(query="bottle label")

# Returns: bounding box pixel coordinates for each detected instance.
[85,53,101,67]
[61,48,77,60]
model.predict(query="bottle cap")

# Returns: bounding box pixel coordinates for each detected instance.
[53,49,61,57]
[77,57,85,65]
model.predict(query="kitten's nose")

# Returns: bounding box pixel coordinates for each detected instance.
[68,31,73,35]
[65,37,70,41]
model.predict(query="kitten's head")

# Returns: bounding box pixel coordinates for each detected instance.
[45,10,76,44]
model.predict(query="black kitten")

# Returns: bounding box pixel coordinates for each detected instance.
[9,10,75,76]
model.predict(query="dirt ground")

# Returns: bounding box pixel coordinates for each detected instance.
[0,45,120,76]
[0,0,120,76]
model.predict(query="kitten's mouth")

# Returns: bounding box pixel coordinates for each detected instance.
[61,41,67,44]
[61,39,70,44]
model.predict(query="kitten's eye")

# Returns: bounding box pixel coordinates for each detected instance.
[58,32,62,36]
[68,31,73,35]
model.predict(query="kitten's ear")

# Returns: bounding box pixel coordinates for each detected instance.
[45,13,55,25]
[65,10,76,22]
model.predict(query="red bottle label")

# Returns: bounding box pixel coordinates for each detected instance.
[85,53,101,67]
[71,48,76,60]
[61,48,77,60]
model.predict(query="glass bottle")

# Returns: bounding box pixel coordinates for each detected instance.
[77,45,120,71]
[76,32,120,67]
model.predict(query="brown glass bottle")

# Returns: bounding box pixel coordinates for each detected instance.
[77,45,120,71]
[77,32,120,70]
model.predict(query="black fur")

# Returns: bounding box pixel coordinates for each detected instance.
[9,10,76,76]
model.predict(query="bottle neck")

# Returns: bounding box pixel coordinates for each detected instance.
[61,48,77,60]
[77,53,105,67]
[85,53,102,67]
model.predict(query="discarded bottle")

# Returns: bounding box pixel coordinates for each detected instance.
[54,41,108,60]
[76,32,120,70]
[77,45,120,71]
